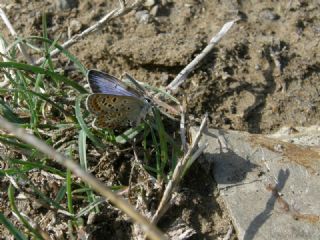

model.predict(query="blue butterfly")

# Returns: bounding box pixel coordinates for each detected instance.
[86,70,150,129]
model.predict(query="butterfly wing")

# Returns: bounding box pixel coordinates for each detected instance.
[87,70,141,98]
[86,94,149,129]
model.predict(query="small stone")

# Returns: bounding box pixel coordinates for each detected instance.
[55,0,79,10]
[259,8,280,21]
[161,0,167,5]
[144,0,156,7]
[69,19,82,34]
[150,5,159,16]
[135,10,150,24]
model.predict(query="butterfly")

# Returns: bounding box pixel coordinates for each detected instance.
[86,70,151,129]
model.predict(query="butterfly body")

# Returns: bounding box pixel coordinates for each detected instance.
[86,70,150,129]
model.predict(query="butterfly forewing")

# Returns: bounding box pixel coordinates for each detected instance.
[87,70,142,97]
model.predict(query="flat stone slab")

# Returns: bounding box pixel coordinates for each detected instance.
[192,127,320,240]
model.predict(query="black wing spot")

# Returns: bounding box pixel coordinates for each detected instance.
[112,97,117,102]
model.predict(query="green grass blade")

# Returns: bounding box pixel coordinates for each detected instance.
[9,159,66,177]
[153,108,168,179]
[28,36,87,75]
[78,129,87,170]
[148,121,161,179]
[8,184,44,239]
[0,98,28,124]
[24,88,76,122]
[75,95,104,149]
[0,62,87,93]
[66,168,74,214]
[0,213,27,240]
[76,198,105,218]
[78,129,99,212]
[0,135,34,152]
[115,124,145,144]
[55,184,67,203]
[41,13,55,72]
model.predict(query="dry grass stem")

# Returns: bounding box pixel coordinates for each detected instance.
[179,104,187,154]
[0,8,34,64]
[0,37,11,87]
[151,114,208,225]
[166,19,239,92]
[0,116,166,240]
[35,0,146,65]
[217,130,229,153]
[222,225,234,240]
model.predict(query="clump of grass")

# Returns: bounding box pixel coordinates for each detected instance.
[0,13,182,239]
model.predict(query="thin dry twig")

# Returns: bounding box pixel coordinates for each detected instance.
[0,37,11,87]
[151,114,208,224]
[0,116,166,240]
[179,102,187,154]
[222,225,233,240]
[35,0,146,65]
[0,8,34,64]
[166,19,239,92]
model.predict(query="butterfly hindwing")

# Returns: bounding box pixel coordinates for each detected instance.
[86,94,145,114]
[86,93,148,129]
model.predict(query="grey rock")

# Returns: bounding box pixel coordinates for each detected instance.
[191,127,320,240]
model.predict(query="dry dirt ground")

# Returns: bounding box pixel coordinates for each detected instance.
[0,0,319,239]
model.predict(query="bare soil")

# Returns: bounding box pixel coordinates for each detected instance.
[0,0,319,239]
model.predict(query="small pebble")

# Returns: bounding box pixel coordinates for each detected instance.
[144,0,156,7]
[150,5,159,16]
[55,0,79,10]
[135,10,150,24]
[161,0,167,5]
[259,8,280,21]
[69,19,82,34]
